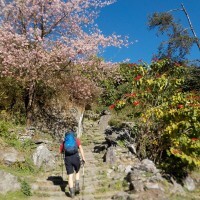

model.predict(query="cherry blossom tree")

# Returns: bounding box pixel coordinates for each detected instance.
[0,0,128,126]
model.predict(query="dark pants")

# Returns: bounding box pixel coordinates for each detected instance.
[64,153,81,175]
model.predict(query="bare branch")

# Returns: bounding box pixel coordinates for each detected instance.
[181,3,200,51]
[180,28,189,33]
[18,7,27,35]
[44,13,68,37]
[167,8,183,13]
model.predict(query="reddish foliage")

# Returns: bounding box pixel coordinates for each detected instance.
[129,63,137,67]
[175,63,181,67]
[133,101,140,106]
[124,93,136,97]
[155,73,161,78]
[177,104,184,109]
[172,149,182,155]
[191,138,199,141]
[109,104,115,110]
[134,75,142,81]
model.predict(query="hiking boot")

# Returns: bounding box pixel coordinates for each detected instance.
[75,182,80,194]
[69,187,75,198]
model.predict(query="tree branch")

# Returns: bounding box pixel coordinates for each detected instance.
[44,13,68,37]
[18,7,27,35]
[167,8,183,13]
[181,3,200,51]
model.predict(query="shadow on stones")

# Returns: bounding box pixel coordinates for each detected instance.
[93,142,107,153]
[47,176,68,193]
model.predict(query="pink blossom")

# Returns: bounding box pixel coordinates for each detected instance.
[0,0,129,84]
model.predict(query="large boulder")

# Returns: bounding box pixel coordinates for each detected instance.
[99,111,111,134]
[32,144,56,171]
[0,170,20,194]
[104,146,116,165]
[0,147,25,165]
[104,125,135,148]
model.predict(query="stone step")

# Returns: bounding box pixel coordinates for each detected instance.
[32,180,122,198]
[33,190,66,197]
[33,183,109,193]
[56,158,102,165]
[33,187,121,199]
[30,191,119,200]
[31,174,126,193]
[42,167,107,179]
[82,141,106,146]
[82,133,105,138]
[33,173,110,187]
[33,184,65,192]
[29,120,127,200]
[56,160,103,167]
[29,196,72,200]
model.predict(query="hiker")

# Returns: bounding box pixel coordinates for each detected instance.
[60,130,86,198]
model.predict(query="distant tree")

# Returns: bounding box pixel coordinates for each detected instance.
[148,4,200,61]
[0,0,127,126]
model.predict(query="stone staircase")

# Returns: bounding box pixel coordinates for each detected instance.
[29,119,128,200]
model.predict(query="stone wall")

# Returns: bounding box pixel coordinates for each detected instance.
[32,94,85,139]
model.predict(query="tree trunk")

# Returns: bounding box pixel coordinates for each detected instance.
[77,110,84,137]
[24,81,36,127]
[76,105,85,138]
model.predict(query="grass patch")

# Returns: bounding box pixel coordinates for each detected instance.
[0,119,44,179]
[80,133,92,146]
[0,156,40,179]
[144,171,154,177]
[112,180,123,190]
[0,120,35,152]
[96,186,109,193]
[81,137,91,146]
[0,191,28,200]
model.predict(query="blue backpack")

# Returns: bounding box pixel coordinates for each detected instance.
[64,132,78,155]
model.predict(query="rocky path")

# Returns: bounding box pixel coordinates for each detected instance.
[29,119,127,200]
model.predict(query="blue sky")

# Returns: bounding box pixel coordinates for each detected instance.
[96,0,200,63]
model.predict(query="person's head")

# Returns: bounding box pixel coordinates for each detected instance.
[65,127,77,137]
[70,125,78,133]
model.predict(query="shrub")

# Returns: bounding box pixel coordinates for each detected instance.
[0,77,25,124]
[21,180,32,196]
[106,59,200,178]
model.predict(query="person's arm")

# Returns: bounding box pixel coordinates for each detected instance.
[79,145,86,163]
[59,142,64,153]
[76,138,86,163]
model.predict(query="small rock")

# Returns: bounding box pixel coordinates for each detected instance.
[112,191,129,200]
[125,165,132,174]
[117,164,125,172]
[105,147,116,165]
[107,169,113,176]
[144,182,164,191]
[127,144,137,154]
[170,178,186,196]
[130,180,144,192]
[183,176,196,191]
[140,159,159,174]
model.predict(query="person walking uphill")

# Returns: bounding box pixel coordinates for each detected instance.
[60,130,86,198]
